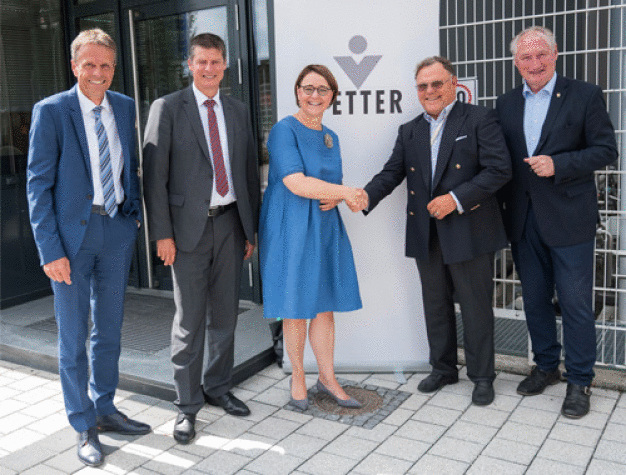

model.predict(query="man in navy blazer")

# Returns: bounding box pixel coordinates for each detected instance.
[27,29,149,467]
[496,27,618,418]
[360,57,511,406]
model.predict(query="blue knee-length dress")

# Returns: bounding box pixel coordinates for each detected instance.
[259,115,362,320]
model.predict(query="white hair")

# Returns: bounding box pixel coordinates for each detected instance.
[510,26,557,56]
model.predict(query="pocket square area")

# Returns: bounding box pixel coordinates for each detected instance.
[455,135,468,141]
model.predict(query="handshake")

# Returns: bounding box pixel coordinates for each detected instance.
[345,188,368,212]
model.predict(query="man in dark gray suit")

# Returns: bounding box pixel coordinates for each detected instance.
[359,57,511,406]
[143,33,260,443]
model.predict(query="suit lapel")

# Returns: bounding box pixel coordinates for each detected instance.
[108,91,132,192]
[183,86,211,160]
[68,85,92,175]
[221,95,236,164]
[535,76,567,154]
[432,102,464,191]
[510,86,528,157]
[412,117,432,194]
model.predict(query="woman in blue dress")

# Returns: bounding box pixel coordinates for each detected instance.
[259,65,364,410]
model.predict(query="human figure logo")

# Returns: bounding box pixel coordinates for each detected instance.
[334,35,382,89]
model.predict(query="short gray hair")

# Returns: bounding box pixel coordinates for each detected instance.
[71,28,116,62]
[510,26,557,56]
[415,56,455,78]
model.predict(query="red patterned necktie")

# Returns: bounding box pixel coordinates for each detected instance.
[204,99,229,196]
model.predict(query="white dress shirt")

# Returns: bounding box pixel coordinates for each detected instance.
[192,83,237,206]
[76,88,124,206]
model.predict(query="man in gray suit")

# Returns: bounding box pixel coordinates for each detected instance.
[143,33,260,443]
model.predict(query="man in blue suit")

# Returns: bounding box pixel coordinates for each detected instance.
[496,27,618,418]
[27,29,150,466]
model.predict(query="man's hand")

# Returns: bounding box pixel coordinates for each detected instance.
[157,238,176,266]
[43,257,72,285]
[319,199,342,211]
[244,241,255,260]
[346,189,369,212]
[524,155,555,177]
[427,193,456,220]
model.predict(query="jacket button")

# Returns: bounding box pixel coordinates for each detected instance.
[410,190,415,195]
[81,220,87,225]
[455,164,461,169]
[409,211,414,216]
[410,167,415,172]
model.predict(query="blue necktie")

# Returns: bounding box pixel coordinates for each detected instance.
[93,106,117,218]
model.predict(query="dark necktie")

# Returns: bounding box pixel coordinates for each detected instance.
[204,99,229,197]
[93,106,117,217]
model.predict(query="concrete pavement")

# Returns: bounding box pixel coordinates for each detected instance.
[1,360,625,474]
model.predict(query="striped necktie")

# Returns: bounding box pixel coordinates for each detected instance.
[93,106,117,218]
[204,99,229,196]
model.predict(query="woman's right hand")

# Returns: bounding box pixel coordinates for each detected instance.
[344,187,368,212]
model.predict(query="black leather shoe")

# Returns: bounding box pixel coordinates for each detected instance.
[77,427,103,467]
[204,391,251,417]
[472,381,495,406]
[517,366,561,396]
[173,413,196,444]
[97,410,151,435]
[417,373,459,393]
[561,383,591,419]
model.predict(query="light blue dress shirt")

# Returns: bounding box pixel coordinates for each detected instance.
[424,100,463,212]
[523,73,557,156]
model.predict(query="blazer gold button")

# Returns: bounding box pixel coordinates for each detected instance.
[455,164,461,169]
[410,190,415,195]
[409,211,414,216]
[410,167,415,172]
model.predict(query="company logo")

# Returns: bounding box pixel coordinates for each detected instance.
[334,35,381,89]
[332,35,401,116]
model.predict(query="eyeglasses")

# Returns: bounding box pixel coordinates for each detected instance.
[416,77,452,92]
[298,85,332,96]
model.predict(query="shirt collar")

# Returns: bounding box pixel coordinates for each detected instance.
[76,86,111,114]
[423,100,456,124]
[523,72,557,98]
[192,82,222,109]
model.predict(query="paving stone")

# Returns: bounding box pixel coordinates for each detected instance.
[557,409,610,430]
[6,375,50,391]
[0,445,57,472]
[344,422,397,443]
[35,427,77,453]
[486,393,521,412]
[496,420,550,446]
[26,412,68,436]
[461,405,509,428]
[0,399,27,418]
[235,400,279,423]
[322,434,378,460]
[11,387,59,405]
[446,419,498,445]
[221,433,281,458]
[407,454,468,474]
[482,437,538,465]
[0,428,45,452]
[525,457,585,474]
[298,451,357,475]
[439,379,474,397]
[272,432,327,460]
[248,416,301,440]
[242,450,304,475]
[201,416,255,439]
[548,421,602,446]
[412,404,462,426]
[393,420,445,444]
[193,450,252,474]
[586,458,626,474]
[252,386,291,407]
[519,393,564,412]
[237,374,280,394]
[352,452,413,474]
[608,407,626,425]
[20,400,65,419]
[398,393,429,411]
[428,435,483,464]
[509,406,558,429]
[602,422,626,443]
[466,455,526,475]
[142,448,201,474]
[255,363,287,380]
[0,412,37,435]
[593,439,626,464]
[427,390,472,411]
[536,438,595,466]
[44,447,86,473]
[374,435,429,462]
[295,418,348,441]
[20,466,67,475]
[271,408,313,424]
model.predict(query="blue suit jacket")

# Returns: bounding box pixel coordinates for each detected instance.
[364,101,512,264]
[496,75,618,247]
[27,85,142,266]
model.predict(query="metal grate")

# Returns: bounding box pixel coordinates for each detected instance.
[26,294,249,354]
[441,0,626,370]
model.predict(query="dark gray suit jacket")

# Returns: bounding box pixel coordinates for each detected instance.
[143,86,260,252]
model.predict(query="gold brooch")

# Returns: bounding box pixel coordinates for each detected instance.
[324,133,333,149]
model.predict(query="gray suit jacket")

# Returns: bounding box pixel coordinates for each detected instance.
[143,86,260,252]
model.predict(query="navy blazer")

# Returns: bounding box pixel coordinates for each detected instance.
[365,101,512,264]
[496,75,618,247]
[27,85,141,266]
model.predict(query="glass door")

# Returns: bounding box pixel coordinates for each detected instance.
[121,1,257,301]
